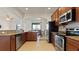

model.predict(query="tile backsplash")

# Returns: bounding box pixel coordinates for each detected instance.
[59,25,66,32]
[66,22,79,28]
[59,22,79,33]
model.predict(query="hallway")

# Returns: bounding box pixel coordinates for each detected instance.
[18,39,55,51]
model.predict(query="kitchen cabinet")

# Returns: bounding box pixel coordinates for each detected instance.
[51,7,72,25]
[26,32,37,41]
[21,32,27,44]
[59,7,72,16]
[66,37,79,51]
[10,35,16,51]
[59,7,65,16]
[0,36,10,51]
[0,35,16,51]
[51,14,55,21]
[51,8,59,25]
[0,32,28,51]
[76,7,79,22]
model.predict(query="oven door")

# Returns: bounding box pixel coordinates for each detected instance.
[55,35,65,51]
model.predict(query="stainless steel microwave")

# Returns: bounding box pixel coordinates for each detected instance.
[59,9,75,24]
[59,13,66,24]
[66,10,72,22]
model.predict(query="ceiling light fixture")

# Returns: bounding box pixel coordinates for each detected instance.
[48,7,51,10]
[37,17,41,20]
[6,18,10,21]
[26,8,28,10]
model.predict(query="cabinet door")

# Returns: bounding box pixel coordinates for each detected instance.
[76,7,79,22]
[66,37,79,51]
[59,7,72,16]
[55,9,59,25]
[22,32,27,44]
[51,8,59,25]
[10,35,16,51]
[66,43,77,51]
[59,7,64,16]
[0,36,10,51]
[51,14,55,21]
[27,32,37,41]
[65,7,72,12]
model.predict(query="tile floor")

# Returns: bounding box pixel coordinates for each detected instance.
[18,39,56,51]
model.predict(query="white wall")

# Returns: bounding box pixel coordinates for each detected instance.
[0,8,23,30]
[0,19,10,30]
[0,16,23,30]
[23,17,49,32]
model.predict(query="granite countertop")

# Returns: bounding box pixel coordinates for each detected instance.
[57,31,79,41]
[0,31,37,36]
[0,33,22,36]
[65,36,79,41]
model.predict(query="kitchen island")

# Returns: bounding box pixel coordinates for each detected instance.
[0,32,37,51]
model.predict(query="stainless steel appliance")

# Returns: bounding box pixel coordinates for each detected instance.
[66,10,72,22]
[16,34,22,50]
[59,13,66,24]
[66,28,79,36]
[48,21,58,43]
[59,9,75,24]
[55,35,66,51]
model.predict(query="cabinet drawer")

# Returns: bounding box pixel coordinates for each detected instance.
[66,43,77,51]
[67,38,79,47]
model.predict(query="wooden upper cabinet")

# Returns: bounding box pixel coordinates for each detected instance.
[65,7,72,12]
[51,7,73,25]
[59,7,72,16]
[55,9,59,25]
[59,7,64,16]
[76,7,79,22]
[51,8,59,25]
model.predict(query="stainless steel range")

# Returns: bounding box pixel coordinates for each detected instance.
[66,28,79,36]
[55,34,66,51]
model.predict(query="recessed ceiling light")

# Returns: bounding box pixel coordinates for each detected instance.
[37,17,41,20]
[48,7,51,10]
[6,18,10,21]
[17,24,21,27]
[26,8,28,10]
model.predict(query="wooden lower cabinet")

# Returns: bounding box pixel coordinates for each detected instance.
[0,36,10,51]
[66,44,78,51]
[0,32,37,51]
[26,32,37,41]
[21,32,27,44]
[66,37,79,51]
[10,35,16,51]
[0,32,27,51]
[0,35,16,51]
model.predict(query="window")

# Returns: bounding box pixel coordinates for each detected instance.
[32,23,41,31]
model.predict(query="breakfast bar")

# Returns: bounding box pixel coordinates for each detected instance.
[0,32,37,51]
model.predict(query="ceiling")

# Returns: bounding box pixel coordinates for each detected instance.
[16,7,57,14]
[16,7,58,20]
[0,7,58,20]
[16,7,58,16]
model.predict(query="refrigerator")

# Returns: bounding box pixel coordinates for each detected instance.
[48,21,58,43]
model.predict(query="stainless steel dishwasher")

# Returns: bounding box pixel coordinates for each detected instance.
[16,34,22,50]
